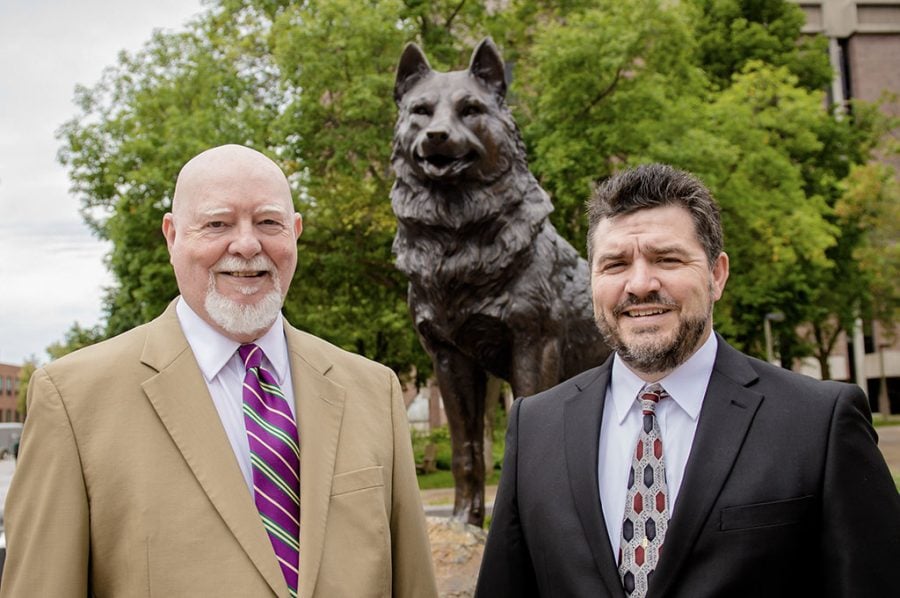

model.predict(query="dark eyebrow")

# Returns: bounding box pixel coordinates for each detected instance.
[595,250,627,263]
[644,244,689,256]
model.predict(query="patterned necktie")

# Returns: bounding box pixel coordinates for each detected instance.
[618,383,670,597]
[239,343,300,597]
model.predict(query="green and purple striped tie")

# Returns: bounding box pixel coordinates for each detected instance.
[239,343,300,596]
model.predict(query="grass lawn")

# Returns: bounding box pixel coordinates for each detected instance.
[873,414,900,428]
[416,415,900,492]
[417,467,502,490]
[414,412,507,491]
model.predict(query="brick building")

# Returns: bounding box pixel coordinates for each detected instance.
[0,362,23,423]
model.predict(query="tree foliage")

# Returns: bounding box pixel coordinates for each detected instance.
[687,0,832,91]
[55,0,897,378]
[58,20,283,337]
[16,357,39,420]
[514,0,706,249]
[46,323,107,361]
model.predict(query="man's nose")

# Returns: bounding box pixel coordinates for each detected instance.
[228,223,262,258]
[624,260,661,297]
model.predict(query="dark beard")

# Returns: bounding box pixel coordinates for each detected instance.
[595,291,711,375]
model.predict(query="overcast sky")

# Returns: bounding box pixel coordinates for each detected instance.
[0,0,205,365]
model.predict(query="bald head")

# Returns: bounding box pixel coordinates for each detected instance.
[162,144,302,342]
[172,144,293,218]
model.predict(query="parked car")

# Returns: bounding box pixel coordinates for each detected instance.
[0,424,22,460]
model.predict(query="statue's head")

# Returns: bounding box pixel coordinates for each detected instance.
[392,38,522,184]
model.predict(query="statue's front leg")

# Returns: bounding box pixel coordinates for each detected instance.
[430,344,487,527]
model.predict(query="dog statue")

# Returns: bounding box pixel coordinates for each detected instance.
[391,38,610,525]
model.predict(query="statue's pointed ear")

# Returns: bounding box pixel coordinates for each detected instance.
[395,43,432,104]
[468,37,507,98]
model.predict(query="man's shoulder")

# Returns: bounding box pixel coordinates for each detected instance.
[717,339,865,407]
[284,324,394,382]
[42,319,158,375]
[517,363,609,412]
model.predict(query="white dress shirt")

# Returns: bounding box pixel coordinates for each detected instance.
[597,332,718,554]
[175,297,296,493]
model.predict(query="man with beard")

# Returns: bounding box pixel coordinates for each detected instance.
[1,145,437,598]
[476,164,900,598]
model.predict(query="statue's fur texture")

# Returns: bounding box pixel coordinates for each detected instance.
[391,38,609,524]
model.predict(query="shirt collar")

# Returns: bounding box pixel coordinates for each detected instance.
[174,297,289,385]
[610,331,718,424]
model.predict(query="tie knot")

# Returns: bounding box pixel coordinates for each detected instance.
[639,383,667,414]
[238,343,264,370]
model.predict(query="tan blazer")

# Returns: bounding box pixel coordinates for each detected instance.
[0,302,437,597]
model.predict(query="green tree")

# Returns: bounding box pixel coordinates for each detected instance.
[516,2,892,361]
[268,0,417,373]
[56,0,501,380]
[46,322,107,360]
[59,21,284,337]
[800,159,900,378]
[16,357,39,420]
[514,0,707,249]
[56,0,894,376]
[16,323,106,419]
[687,0,832,91]
[686,63,844,355]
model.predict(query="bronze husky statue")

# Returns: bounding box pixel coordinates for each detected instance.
[391,38,610,525]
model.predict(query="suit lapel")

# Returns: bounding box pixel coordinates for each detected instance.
[648,338,763,597]
[140,302,288,597]
[284,326,346,598]
[564,360,627,598]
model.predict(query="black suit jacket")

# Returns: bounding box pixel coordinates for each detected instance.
[476,337,900,597]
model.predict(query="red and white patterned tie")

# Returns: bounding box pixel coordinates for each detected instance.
[618,383,669,597]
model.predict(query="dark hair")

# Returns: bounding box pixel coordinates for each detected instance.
[586,163,724,266]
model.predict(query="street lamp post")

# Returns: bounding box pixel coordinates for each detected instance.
[764,312,786,366]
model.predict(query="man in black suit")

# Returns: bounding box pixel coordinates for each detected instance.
[476,164,900,597]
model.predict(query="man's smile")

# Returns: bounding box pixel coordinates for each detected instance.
[622,307,672,318]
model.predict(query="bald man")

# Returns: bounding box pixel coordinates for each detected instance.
[1,145,437,598]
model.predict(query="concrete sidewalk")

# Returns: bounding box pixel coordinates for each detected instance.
[421,424,900,513]
[876,423,900,477]
[422,485,498,517]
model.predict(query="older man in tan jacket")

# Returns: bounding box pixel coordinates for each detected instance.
[1,145,437,598]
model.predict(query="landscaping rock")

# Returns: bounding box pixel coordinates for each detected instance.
[427,516,487,597]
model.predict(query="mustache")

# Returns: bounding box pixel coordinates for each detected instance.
[213,255,275,272]
[612,292,678,317]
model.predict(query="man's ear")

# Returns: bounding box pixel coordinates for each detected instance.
[294,212,303,240]
[394,42,432,104]
[161,213,177,265]
[162,213,176,249]
[711,251,729,301]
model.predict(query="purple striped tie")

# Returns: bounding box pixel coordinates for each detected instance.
[239,343,300,596]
